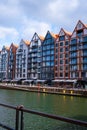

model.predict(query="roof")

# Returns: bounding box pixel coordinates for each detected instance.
[50,32,58,39]
[12,43,18,48]
[84,24,87,28]
[23,40,30,46]
[63,29,72,36]
[5,46,9,51]
[39,35,44,41]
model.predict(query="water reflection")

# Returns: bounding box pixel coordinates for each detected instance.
[0,90,87,130]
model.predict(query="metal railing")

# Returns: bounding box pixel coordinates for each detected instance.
[0,103,87,130]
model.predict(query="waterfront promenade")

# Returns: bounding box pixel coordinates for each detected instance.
[0,83,87,97]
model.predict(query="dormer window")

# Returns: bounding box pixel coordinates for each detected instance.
[77,29,83,37]
[59,35,65,41]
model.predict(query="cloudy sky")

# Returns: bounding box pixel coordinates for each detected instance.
[0,0,87,48]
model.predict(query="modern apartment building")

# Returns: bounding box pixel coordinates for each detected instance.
[15,39,30,80]
[70,20,87,80]
[8,43,18,80]
[27,32,44,80]
[0,46,9,80]
[41,31,58,80]
[54,28,71,80]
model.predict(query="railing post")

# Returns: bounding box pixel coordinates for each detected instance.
[20,105,24,130]
[15,106,20,130]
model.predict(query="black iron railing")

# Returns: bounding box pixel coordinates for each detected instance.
[0,103,87,130]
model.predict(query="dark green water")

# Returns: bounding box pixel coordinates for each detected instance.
[0,89,87,130]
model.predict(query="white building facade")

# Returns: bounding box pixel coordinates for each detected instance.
[15,39,30,80]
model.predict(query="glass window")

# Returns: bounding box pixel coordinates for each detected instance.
[70,46,77,51]
[60,60,63,64]
[77,29,83,37]
[50,44,54,49]
[47,38,52,44]
[43,57,45,61]
[60,42,63,46]
[43,51,46,56]
[55,55,58,59]
[60,66,63,70]
[59,35,65,41]
[43,41,47,45]
[51,56,54,60]
[47,45,50,49]
[46,33,51,38]
[65,59,68,64]
[83,57,87,63]
[60,73,63,77]
[60,54,63,58]
[66,66,68,70]
[43,46,46,50]
[83,36,87,43]
[65,47,68,51]
[71,39,77,44]
[51,62,54,66]
[70,58,77,64]
[60,48,63,52]
[46,56,50,61]
[83,43,87,48]
[46,62,50,66]
[50,50,54,54]
[55,49,58,53]
[55,43,58,47]
[47,50,50,55]
[65,53,68,58]
[65,41,69,45]
[83,50,87,56]
[55,61,57,65]
[83,64,87,70]
[65,73,68,77]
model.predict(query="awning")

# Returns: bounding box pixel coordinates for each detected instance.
[36,80,46,82]
[2,79,11,82]
[22,80,33,83]
[52,79,77,82]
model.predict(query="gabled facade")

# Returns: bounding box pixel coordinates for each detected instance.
[70,20,87,79]
[55,28,71,80]
[15,39,30,80]
[41,31,58,80]
[8,43,18,80]
[0,46,9,80]
[27,32,44,80]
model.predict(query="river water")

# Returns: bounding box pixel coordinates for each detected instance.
[0,89,87,130]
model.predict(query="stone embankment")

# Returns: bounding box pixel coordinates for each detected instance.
[0,83,87,97]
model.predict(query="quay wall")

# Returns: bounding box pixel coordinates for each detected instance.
[0,84,87,97]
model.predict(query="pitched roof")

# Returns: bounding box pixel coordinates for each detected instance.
[39,35,44,41]
[50,32,58,39]
[23,40,30,46]
[84,24,87,28]
[63,29,72,36]
[5,46,10,51]
[13,44,18,48]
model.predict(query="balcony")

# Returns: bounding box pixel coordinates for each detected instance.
[83,46,87,50]
[70,48,77,52]
[70,39,77,45]
[82,54,87,57]
[70,55,77,58]
[18,49,23,52]
[83,60,87,64]
[69,61,77,65]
